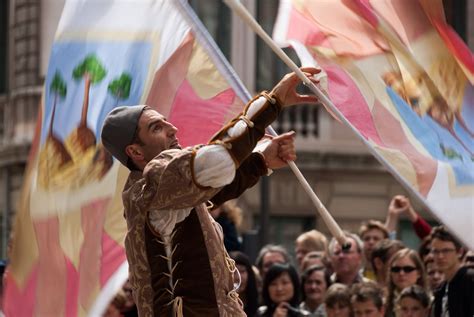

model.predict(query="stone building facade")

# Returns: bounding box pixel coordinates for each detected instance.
[0,0,472,258]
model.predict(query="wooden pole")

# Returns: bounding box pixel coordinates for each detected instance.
[224,0,350,249]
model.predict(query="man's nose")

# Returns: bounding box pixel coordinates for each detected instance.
[166,122,178,134]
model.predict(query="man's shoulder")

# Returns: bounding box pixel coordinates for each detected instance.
[123,170,145,192]
[454,266,474,284]
[143,147,194,177]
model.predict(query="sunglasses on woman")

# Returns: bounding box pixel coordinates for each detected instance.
[391,266,417,273]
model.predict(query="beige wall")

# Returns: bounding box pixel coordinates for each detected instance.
[40,0,65,76]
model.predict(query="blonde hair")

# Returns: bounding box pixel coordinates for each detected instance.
[359,220,389,239]
[296,230,328,254]
[220,200,243,227]
[386,248,428,315]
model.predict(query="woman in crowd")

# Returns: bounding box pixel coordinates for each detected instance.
[230,251,259,317]
[210,200,243,252]
[300,265,330,317]
[257,263,303,317]
[324,283,352,317]
[396,285,431,317]
[385,248,428,317]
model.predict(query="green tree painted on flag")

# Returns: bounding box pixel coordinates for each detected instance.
[108,73,132,106]
[72,54,107,151]
[48,71,71,166]
[49,72,67,133]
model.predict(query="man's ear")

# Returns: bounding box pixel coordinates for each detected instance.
[125,144,144,163]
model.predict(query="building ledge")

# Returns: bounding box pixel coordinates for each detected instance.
[0,142,30,167]
[296,151,385,171]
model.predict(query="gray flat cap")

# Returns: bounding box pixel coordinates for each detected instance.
[101,105,146,169]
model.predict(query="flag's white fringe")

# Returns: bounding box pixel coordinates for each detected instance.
[88,261,129,317]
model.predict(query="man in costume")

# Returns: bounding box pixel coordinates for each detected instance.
[101,67,321,316]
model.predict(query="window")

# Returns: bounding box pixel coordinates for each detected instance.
[189,0,231,60]
[256,1,319,138]
[265,215,316,259]
[443,0,467,41]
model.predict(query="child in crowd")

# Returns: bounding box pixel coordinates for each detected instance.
[350,282,385,317]
[324,283,352,317]
[396,285,431,317]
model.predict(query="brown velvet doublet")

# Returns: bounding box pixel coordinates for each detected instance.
[121,94,281,316]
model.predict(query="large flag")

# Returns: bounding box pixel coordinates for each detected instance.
[4,0,249,315]
[274,0,474,248]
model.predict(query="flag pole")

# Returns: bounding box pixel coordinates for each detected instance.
[223,0,351,249]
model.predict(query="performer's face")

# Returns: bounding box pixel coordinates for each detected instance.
[136,109,180,162]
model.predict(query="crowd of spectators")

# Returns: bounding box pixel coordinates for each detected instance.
[102,195,473,317]
[1,195,472,317]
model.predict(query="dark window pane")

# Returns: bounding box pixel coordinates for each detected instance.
[189,0,231,60]
[443,0,466,40]
[256,1,319,138]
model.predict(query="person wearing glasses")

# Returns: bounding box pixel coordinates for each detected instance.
[431,226,474,317]
[328,232,370,286]
[385,248,428,317]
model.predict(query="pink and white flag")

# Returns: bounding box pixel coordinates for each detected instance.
[3,0,249,315]
[274,0,474,248]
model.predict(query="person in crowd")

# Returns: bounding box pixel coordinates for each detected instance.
[257,263,303,317]
[370,239,405,286]
[300,265,331,317]
[424,258,444,292]
[417,236,432,263]
[385,195,431,240]
[464,250,474,268]
[301,251,326,272]
[120,280,138,317]
[295,230,328,271]
[0,260,6,317]
[350,282,385,317]
[210,200,243,251]
[230,251,259,317]
[256,244,291,279]
[431,226,474,317]
[358,220,389,281]
[324,283,352,317]
[103,290,126,317]
[396,285,431,317]
[385,248,428,317]
[328,231,367,286]
[101,67,321,316]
